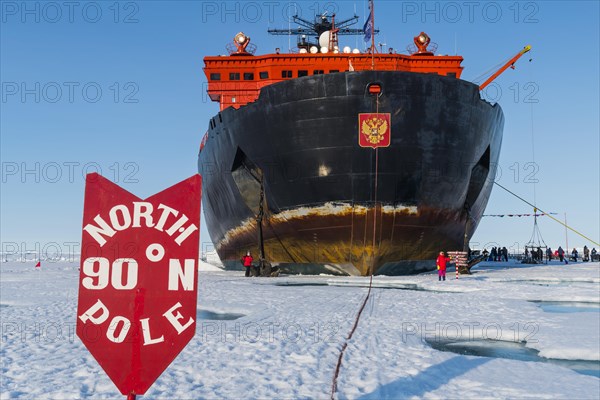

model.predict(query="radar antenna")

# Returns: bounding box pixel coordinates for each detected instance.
[268,13,379,52]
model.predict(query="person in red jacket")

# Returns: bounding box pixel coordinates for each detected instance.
[241,251,254,277]
[436,251,451,281]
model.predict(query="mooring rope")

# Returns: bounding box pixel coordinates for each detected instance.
[330,93,381,399]
[494,182,599,247]
[330,273,374,399]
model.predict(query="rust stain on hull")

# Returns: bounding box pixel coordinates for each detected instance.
[216,203,465,276]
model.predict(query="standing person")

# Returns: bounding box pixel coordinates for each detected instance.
[546,247,553,261]
[591,248,598,262]
[436,251,451,281]
[241,251,254,277]
[490,247,497,262]
[557,246,565,263]
[537,247,543,263]
[502,246,508,262]
[525,247,529,261]
[583,245,589,262]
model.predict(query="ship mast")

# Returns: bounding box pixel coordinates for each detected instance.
[370,0,375,69]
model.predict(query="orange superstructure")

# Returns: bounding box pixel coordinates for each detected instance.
[204,32,464,110]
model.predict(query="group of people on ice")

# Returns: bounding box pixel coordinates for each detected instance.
[480,245,598,264]
[482,247,508,262]
[541,245,597,263]
[525,246,545,263]
[240,245,597,280]
[519,245,598,264]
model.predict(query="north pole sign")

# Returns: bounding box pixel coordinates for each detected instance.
[76,173,201,398]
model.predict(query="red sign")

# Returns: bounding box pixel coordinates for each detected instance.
[358,113,391,148]
[76,173,201,397]
[448,251,469,267]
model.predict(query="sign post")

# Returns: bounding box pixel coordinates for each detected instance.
[76,173,201,398]
[448,251,468,279]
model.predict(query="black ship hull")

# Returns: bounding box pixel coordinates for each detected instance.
[198,71,504,275]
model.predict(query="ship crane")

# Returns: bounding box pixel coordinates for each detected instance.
[479,45,531,90]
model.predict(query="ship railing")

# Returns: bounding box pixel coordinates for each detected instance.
[406,42,438,55]
[226,42,257,55]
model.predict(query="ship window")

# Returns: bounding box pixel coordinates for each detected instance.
[243,73,254,80]
[281,70,293,78]
[210,73,221,81]
[229,72,240,80]
[313,70,324,75]
[232,97,236,103]
[259,71,269,79]
[329,70,339,73]
[298,70,308,77]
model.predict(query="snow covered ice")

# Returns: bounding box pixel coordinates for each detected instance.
[1,260,599,399]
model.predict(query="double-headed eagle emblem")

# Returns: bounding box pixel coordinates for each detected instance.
[362,116,388,144]
[358,113,391,148]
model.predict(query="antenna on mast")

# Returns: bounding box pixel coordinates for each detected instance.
[378,36,386,53]
[287,1,293,52]
[371,0,375,54]
[454,32,457,55]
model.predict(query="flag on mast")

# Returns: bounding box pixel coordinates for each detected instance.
[363,1,373,42]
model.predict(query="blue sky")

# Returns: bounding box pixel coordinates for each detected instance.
[1,1,598,259]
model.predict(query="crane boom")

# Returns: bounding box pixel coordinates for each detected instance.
[479,45,531,91]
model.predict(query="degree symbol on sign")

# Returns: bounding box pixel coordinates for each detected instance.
[146,243,165,262]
